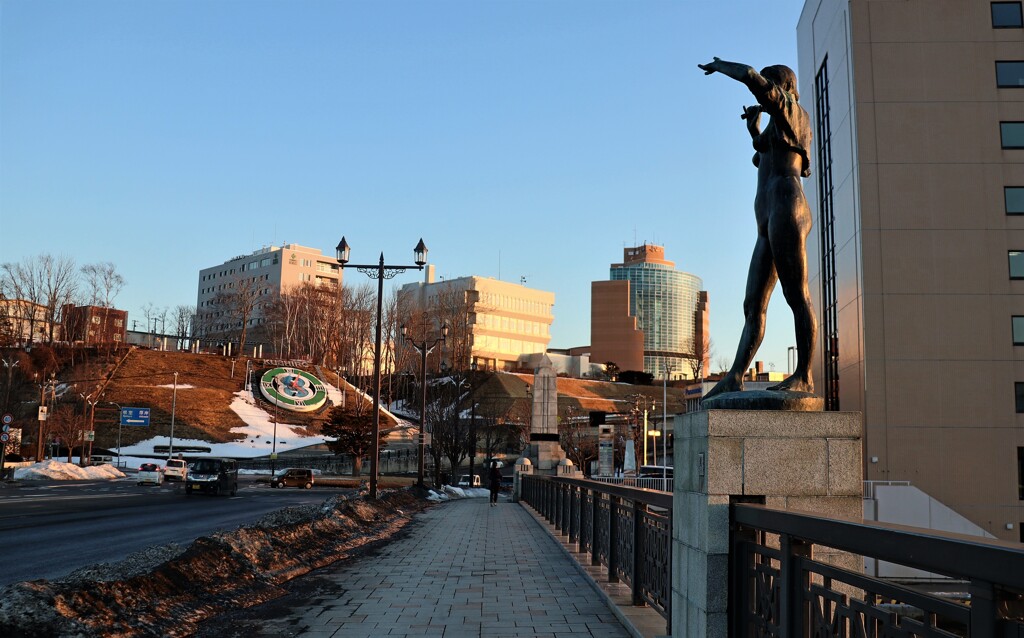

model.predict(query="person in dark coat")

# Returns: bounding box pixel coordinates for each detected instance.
[488,463,502,506]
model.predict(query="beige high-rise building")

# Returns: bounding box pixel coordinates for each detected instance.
[798,0,1024,539]
[195,244,341,339]
[400,271,554,371]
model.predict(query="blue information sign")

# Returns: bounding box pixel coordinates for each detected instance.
[120,407,151,426]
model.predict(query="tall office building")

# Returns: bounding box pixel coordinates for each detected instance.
[195,244,341,338]
[799,0,1024,539]
[591,244,708,380]
[400,271,555,371]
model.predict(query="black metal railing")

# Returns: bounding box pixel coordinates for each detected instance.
[732,504,1024,637]
[520,474,672,632]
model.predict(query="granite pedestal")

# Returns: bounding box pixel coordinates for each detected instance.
[671,409,862,637]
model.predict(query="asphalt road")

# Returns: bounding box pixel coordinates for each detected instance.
[0,476,352,587]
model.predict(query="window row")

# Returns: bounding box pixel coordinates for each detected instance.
[474,312,550,337]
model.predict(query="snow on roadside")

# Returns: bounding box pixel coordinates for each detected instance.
[14,460,126,481]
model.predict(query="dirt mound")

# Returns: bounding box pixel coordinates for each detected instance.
[0,490,432,638]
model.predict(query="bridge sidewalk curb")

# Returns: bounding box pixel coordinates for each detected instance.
[518,501,670,638]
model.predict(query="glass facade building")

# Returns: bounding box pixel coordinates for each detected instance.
[607,245,705,379]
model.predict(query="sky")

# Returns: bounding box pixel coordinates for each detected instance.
[1,0,809,375]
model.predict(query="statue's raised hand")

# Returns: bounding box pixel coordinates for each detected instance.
[696,57,720,74]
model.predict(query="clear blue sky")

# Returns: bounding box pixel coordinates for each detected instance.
[1,0,808,374]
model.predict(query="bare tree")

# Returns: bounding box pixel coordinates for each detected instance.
[425,377,466,486]
[1,256,46,344]
[40,255,78,343]
[687,334,713,381]
[48,405,86,464]
[322,393,382,476]
[559,405,598,477]
[81,262,125,350]
[212,273,263,357]
[173,305,194,350]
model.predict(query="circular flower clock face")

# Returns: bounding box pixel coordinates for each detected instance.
[259,367,328,413]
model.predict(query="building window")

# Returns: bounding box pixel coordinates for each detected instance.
[815,57,840,411]
[1011,252,1024,278]
[998,61,1024,87]
[993,2,1023,27]
[1017,383,1024,412]
[1001,122,1024,148]
[1014,316,1024,344]
[1019,447,1024,499]
[1006,187,1024,214]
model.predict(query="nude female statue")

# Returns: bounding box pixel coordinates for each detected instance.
[697,57,817,398]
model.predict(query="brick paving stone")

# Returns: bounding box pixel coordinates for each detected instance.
[267,498,630,637]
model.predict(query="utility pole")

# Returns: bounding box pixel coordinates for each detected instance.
[168,372,178,458]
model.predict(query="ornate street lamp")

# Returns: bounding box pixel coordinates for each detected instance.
[336,237,428,499]
[401,317,448,488]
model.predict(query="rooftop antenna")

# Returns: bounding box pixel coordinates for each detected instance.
[520,276,527,286]
[498,250,501,281]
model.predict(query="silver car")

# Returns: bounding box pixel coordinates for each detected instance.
[137,463,163,486]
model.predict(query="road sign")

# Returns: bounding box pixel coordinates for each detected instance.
[0,433,9,443]
[120,407,150,426]
[1,424,9,433]
[38,406,48,421]
[1,413,12,425]
[84,431,95,442]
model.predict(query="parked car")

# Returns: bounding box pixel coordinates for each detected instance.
[163,458,188,482]
[137,463,163,486]
[90,455,113,465]
[457,474,481,488]
[270,468,314,489]
[185,458,238,496]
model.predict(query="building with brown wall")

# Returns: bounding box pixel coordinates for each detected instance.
[61,304,128,345]
[590,244,708,380]
[798,0,1024,539]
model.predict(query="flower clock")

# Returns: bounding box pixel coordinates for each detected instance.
[259,367,328,413]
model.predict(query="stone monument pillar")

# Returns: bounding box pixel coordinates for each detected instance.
[525,353,566,472]
[671,409,862,637]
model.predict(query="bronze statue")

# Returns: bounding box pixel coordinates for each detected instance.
[698,57,817,400]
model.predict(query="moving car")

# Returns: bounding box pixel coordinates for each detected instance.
[185,458,238,496]
[137,463,163,486]
[457,474,481,488]
[163,458,188,482]
[270,468,314,489]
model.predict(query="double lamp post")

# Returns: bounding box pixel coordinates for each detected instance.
[335,236,428,499]
[401,316,447,489]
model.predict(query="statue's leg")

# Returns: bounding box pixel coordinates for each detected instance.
[705,236,777,399]
[766,181,817,393]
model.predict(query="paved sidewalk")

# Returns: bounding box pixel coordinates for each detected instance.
[267,497,632,638]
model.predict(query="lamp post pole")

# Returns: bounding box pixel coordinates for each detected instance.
[401,317,447,489]
[168,372,178,459]
[109,402,122,468]
[336,237,428,499]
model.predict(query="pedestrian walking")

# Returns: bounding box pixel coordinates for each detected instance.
[488,462,502,506]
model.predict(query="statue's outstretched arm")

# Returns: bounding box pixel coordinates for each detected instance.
[699,57,771,100]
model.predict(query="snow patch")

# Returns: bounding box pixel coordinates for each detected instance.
[14,460,126,481]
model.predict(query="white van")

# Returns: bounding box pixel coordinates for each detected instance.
[457,474,481,488]
[164,458,188,482]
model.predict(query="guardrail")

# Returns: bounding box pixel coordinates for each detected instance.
[732,504,1024,637]
[589,475,673,493]
[520,474,672,633]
